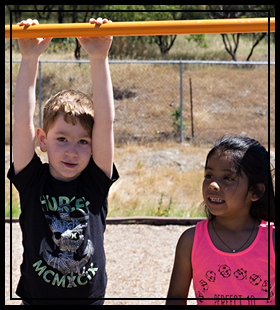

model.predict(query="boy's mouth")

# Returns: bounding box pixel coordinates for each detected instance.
[62,161,78,168]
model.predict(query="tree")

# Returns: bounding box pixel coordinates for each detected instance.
[154,35,177,55]
[142,5,207,55]
[207,5,274,61]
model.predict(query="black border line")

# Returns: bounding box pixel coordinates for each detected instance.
[265,10,272,305]
[9,8,13,302]
[8,7,273,304]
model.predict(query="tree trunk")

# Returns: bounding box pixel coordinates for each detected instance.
[155,35,177,55]
[58,6,64,23]
[221,34,239,61]
[246,33,267,61]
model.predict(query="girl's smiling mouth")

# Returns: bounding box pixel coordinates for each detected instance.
[208,195,225,204]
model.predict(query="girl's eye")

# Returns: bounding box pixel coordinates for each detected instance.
[79,140,88,145]
[224,176,235,181]
[58,137,67,142]
[205,174,212,179]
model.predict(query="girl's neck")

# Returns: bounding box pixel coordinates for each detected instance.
[213,215,258,232]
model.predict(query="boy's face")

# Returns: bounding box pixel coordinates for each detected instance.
[37,114,92,182]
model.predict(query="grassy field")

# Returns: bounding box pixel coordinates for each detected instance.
[5,33,275,218]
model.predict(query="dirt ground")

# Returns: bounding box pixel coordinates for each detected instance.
[5,222,197,305]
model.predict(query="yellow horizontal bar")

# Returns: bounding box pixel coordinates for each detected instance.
[5,18,275,39]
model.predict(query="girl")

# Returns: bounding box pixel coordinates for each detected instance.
[166,135,275,305]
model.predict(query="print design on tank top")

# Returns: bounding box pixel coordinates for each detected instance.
[197,264,274,302]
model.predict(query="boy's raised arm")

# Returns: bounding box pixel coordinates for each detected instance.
[13,57,38,175]
[77,18,114,178]
[13,19,51,175]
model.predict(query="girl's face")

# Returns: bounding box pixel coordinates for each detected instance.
[202,152,255,219]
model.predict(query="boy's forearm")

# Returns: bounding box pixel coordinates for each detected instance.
[14,57,38,126]
[89,57,114,127]
[13,57,38,174]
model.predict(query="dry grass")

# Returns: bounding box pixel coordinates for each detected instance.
[6,33,275,146]
[5,35,274,218]
[108,142,209,217]
[185,65,274,144]
[5,142,209,218]
[5,62,274,145]
[6,142,275,218]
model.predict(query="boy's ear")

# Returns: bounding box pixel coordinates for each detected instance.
[251,183,266,202]
[36,127,47,152]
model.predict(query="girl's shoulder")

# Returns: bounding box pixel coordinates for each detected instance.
[177,219,209,256]
[179,219,208,243]
[176,226,196,257]
[180,225,196,241]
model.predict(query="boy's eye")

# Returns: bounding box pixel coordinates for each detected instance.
[79,140,88,145]
[58,137,67,142]
[205,174,212,179]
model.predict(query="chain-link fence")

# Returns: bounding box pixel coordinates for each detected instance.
[5,60,275,146]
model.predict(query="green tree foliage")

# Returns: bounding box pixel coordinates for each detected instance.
[6,5,274,59]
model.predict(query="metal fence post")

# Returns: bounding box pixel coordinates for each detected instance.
[180,61,183,143]
[189,77,194,138]
[39,60,42,128]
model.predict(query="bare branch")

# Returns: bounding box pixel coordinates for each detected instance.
[246,33,267,61]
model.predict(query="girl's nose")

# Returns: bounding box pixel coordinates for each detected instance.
[208,181,220,191]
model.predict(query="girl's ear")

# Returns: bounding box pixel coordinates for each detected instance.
[36,127,47,152]
[251,183,266,202]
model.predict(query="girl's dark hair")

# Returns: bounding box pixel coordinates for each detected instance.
[203,135,275,223]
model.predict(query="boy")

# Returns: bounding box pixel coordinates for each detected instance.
[8,18,119,305]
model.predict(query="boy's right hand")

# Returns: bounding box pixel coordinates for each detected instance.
[13,19,51,175]
[17,19,52,59]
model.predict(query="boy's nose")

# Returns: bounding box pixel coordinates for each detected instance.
[208,181,220,191]
[65,144,78,157]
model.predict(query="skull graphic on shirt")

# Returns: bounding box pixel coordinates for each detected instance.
[40,204,94,278]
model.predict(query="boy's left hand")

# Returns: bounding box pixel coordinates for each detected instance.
[77,18,113,59]
[17,19,52,60]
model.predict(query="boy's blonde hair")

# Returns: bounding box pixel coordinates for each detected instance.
[43,89,94,136]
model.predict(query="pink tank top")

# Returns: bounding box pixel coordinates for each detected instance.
[191,220,275,305]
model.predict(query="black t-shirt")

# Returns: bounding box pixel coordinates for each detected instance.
[8,152,119,305]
